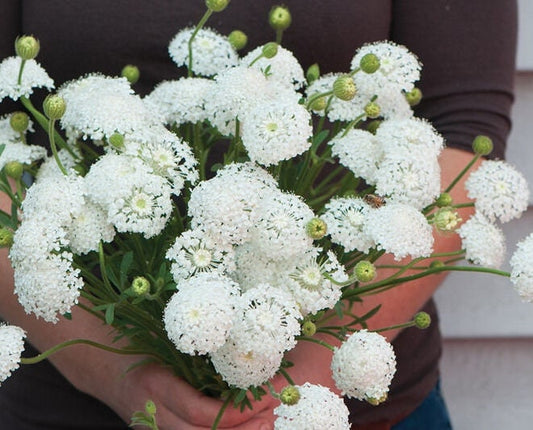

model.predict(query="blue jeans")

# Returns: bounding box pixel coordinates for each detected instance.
[392,381,453,430]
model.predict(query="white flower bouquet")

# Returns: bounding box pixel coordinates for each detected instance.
[1,2,532,429]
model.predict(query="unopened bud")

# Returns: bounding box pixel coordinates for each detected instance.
[145,400,157,415]
[109,133,125,150]
[309,96,327,111]
[280,386,300,405]
[306,217,327,239]
[364,101,381,119]
[405,87,422,106]
[10,111,30,133]
[15,35,40,60]
[205,0,229,12]
[43,94,66,120]
[121,64,140,84]
[472,135,493,156]
[131,276,150,296]
[269,5,292,31]
[435,192,453,208]
[414,311,431,329]
[433,207,461,233]
[359,53,380,74]
[228,30,247,50]
[0,227,14,248]
[301,320,316,337]
[333,75,356,101]
[262,42,278,59]
[354,260,376,283]
[4,161,24,180]
[306,63,320,84]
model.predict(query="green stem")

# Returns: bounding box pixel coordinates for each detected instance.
[294,335,335,351]
[17,59,26,85]
[211,393,233,430]
[188,9,214,77]
[373,320,416,334]
[444,153,481,193]
[48,118,68,175]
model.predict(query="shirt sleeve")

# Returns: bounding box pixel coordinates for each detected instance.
[391,0,517,159]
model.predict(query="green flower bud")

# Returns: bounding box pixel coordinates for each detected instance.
[280,386,300,406]
[405,87,422,106]
[333,75,357,101]
[4,161,24,180]
[9,111,30,133]
[309,96,327,111]
[121,64,140,84]
[306,217,327,240]
[145,400,157,415]
[0,227,14,248]
[205,0,230,12]
[359,53,380,74]
[364,101,381,119]
[262,42,278,59]
[306,63,320,84]
[414,311,431,329]
[43,94,66,120]
[131,276,151,296]
[301,320,317,337]
[108,133,125,150]
[367,120,381,134]
[435,192,453,208]
[354,260,376,283]
[269,5,292,31]
[15,35,40,60]
[228,30,247,50]
[430,260,445,269]
[432,207,461,233]
[472,135,493,156]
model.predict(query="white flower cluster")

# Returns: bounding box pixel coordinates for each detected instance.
[0,324,25,385]
[0,57,54,102]
[510,233,533,302]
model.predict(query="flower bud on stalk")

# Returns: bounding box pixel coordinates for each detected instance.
[414,311,431,329]
[43,94,66,120]
[354,260,376,283]
[0,227,14,248]
[131,276,151,296]
[472,135,493,156]
[435,192,453,208]
[109,133,125,150]
[121,64,140,84]
[144,400,157,415]
[306,217,327,239]
[15,35,40,60]
[405,87,422,106]
[301,320,317,337]
[306,63,320,84]
[9,111,30,133]
[4,161,24,180]
[262,42,278,59]
[205,0,230,12]
[228,30,247,50]
[364,101,381,119]
[269,5,292,31]
[432,207,461,233]
[333,75,357,101]
[309,96,327,111]
[280,386,301,405]
[359,53,380,74]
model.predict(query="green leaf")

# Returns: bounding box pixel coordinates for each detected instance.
[105,303,115,325]
[120,251,134,288]
[233,389,247,407]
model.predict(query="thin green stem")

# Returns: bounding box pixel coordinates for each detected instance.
[188,10,214,77]
[294,335,335,351]
[48,119,67,175]
[373,320,416,334]
[17,59,26,85]
[211,393,234,430]
[444,153,481,193]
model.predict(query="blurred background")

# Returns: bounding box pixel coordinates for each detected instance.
[436,1,533,428]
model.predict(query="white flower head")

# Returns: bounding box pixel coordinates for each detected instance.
[36,149,79,181]
[0,114,45,170]
[166,228,235,283]
[364,203,434,260]
[240,100,312,166]
[163,273,240,355]
[458,213,506,268]
[0,325,26,385]
[241,45,305,90]
[510,232,533,302]
[274,383,350,430]
[322,197,375,253]
[331,330,396,402]
[0,57,54,102]
[466,160,530,223]
[329,127,383,185]
[143,78,214,126]
[168,27,238,77]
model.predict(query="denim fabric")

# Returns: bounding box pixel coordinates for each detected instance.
[392,381,453,430]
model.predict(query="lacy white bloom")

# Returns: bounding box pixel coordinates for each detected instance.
[331,330,396,402]
[466,160,530,223]
[458,213,506,268]
[322,197,374,253]
[36,149,79,181]
[0,142,46,171]
[228,284,301,356]
[329,129,382,185]
[375,117,444,159]
[210,338,284,389]
[248,191,315,259]
[166,228,235,283]
[143,78,214,126]
[241,45,305,90]
[274,383,350,430]
[364,203,434,260]
[375,152,441,210]
[288,250,349,316]
[58,74,158,140]
[168,27,238,76]
[509,233,533,302]
[367,87,413,120]
[163,273,240,355]
[0,325,25,385]
[0,57,54,102]
[240,100,312,166]
[188,162,278,246]
[351,41,421,93]
[306,73,367,122]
